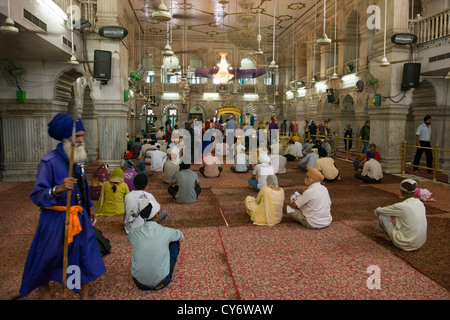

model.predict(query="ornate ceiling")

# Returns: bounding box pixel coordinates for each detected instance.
[127,0,315,45]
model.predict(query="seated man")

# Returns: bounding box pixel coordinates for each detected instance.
[303,139,313,155]
[168,162,201,204]
[286,167,332,229]
[284,139,298,161]
[124,173,167,234]
[162,150,180,184]
[269,146,287,174]
[199,152,223,178]
[248,154,275,192]
[231,144,252,173]
[315,147,341,182]
[353,143,380,171]
[122,160,138,191]
[321,138,332,158]
[354,151,383,183]
[148,144,167,172]
[298,148,319,171]
[293,136,303,158]
[374,179,427,251]
[127,199,183,291]
[121,151,133,167]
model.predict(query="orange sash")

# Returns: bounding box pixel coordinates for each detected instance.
[45,205,83,244]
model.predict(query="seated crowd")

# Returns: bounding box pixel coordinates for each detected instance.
[89,121,428,293]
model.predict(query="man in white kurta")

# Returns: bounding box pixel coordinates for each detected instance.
[149,146,167,172]
[374,179,427,251]
[286,167,332,229]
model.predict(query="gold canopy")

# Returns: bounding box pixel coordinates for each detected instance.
[217,99,241,124]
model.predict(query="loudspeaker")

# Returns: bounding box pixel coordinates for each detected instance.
[326,89,335,103]
[93,50,112,83]
[401,63,421,91]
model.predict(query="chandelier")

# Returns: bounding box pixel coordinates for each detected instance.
[227,0,258,49]
[213,53,234,84]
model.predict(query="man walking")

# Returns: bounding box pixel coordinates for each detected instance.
[413,115,433,173]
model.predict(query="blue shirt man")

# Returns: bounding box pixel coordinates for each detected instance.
[128,205,183,290]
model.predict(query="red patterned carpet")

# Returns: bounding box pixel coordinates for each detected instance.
[0,158,449,300]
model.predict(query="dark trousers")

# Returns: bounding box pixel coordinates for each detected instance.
[133,241,180,291]
[413,140,433,171]
[354,172,381,183]
[230,165,252,173]
[168,185,201,198]
[284,154,296,161]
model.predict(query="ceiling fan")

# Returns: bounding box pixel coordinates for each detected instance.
[0,0,61,36]
[268,0,278,70]
[317,0,332,45]
[421,69,450,80]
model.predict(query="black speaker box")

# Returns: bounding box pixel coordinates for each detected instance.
[401,63,421,91]
[93,50,112,82]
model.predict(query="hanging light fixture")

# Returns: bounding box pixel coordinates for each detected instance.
[213,4,233,84]
[152,1,172,22]
[0,0,18,34]
[317,0,332,45]
[255,0,264,55]
[213,53,234,84]
[268,0,278,69]
[379,0,390,67]
[330,0,339,79]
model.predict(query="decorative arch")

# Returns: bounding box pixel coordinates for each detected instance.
[53,67,85,103]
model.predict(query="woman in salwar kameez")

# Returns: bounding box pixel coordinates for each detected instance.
[245,175,285,226]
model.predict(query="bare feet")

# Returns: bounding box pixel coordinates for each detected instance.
[38,282,53,300]
[80,283,90,300]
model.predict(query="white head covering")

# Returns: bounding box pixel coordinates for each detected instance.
[138,198,161,221]
[267,175,278,187]
[400,179,417,193]
[259,153,271,164]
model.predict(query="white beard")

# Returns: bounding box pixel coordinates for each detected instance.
[63,139,87,163]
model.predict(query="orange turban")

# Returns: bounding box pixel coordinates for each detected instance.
[307,167,324,182]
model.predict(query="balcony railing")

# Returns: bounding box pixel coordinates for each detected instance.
[414,9,450,44]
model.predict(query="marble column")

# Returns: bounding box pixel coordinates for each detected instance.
[96,101,129,169]
[0,101,67,181]
[369,103,410,173]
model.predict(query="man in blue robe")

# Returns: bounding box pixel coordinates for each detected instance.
[19,113,106,299]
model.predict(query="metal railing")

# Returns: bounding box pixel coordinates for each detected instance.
[400,141,449,182]
[279,132,370,159]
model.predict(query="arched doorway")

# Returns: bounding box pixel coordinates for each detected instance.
[242,104,257,126]
[188,104,206,122]
[163,104,178,130]
[340,94,356,150]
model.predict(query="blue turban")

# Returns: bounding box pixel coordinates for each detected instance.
[48,113,85,141]
[366,151,375,159]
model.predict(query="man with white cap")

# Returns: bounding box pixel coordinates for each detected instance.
[248,153,275,191]
[374,179,427,251]
[286,167,332,229]
[124,173,167,234]
[128,190,183,291]
[148,143,167,172]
